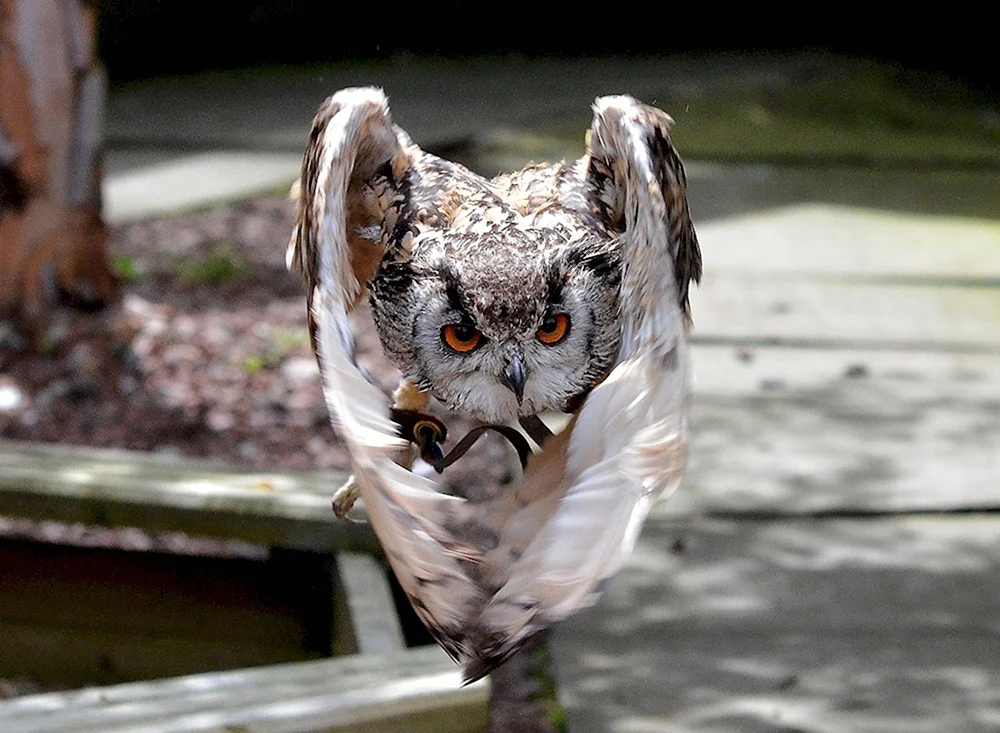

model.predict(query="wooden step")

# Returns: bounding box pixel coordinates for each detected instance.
[0,646,488,733]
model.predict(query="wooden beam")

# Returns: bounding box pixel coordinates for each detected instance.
[0,440,374,554]
[334,552,407,656]
[0,646,489,733]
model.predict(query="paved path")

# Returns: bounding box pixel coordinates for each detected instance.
[554,205,1000,733]
[102,56,1000,732]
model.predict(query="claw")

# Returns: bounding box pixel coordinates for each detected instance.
[332,475,367,524]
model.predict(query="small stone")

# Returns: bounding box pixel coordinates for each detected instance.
[286,389,317,412]
[212,384,245,407]
[736,349,754,364]
[281,356,319,382]
[207,363,243,383]
[157,383,192,407]
[202,323,232,347]
[247,409,279,429]
[0,382,25,412]
[162,344,203,365]
[0,322,25,351]
[47,315,73,344]
[206,408,236,432]
[172,316,199,340]
[237,440,261,461]
[844,363,869,379]
[264,382,288,409]
[68,343,100,374]
[760,378,785,392]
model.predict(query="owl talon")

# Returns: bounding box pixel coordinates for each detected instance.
[332,475,367,524]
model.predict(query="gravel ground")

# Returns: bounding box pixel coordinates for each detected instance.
[2,197,341,469]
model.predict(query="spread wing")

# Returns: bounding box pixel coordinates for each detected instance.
[295,88,700,681]
[459,95,700,676]
[287,88,490,660]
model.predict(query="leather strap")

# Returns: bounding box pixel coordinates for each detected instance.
[425,424,532,473]
[391,408,534,473]
[518,414,554,447]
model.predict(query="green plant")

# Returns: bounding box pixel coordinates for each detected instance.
[176,243,246,285]
[111,256,140,283]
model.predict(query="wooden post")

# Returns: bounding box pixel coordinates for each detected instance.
[0,0,116,323]
[485,440,569,732]
[488,631,567,733]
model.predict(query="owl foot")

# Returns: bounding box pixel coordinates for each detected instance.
[392,379,430,412]
[332,475,366,523]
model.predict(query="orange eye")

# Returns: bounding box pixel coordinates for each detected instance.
[442,323,483,353]
[537,313,570,345]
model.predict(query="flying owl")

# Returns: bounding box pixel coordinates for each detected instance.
[289,87,701,680]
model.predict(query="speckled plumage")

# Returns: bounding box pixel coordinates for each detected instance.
[289,88,701,680]
[292,107,638,423]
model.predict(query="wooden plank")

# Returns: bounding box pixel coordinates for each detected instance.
[662,346,1000,517]
[690,272,1000,350]
[0,646,488,733]
[0,440,375,554]
[553,516,1000,733]
[698,204,1000,278]
[335,553,407,656]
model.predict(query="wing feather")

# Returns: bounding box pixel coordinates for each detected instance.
[295,89,487,656]
[459,95,698,677]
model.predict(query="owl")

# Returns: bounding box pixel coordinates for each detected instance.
[289,88,701,681]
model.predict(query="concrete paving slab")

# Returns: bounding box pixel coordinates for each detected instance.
[101,56,1000,224]
[103,151,301,223]
[554,517,1000,733]
[696,204,1000,278]
[673,346,1000,517]
[692,275,1000,350]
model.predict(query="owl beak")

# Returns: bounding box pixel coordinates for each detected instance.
[501,354,527,405]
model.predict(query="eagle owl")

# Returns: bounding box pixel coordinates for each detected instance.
[289,88,701,680]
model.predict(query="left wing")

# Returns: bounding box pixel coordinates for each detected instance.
[289,88,489,659]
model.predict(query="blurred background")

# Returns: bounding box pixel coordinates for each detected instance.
[97,0,997,98]
[2,3,999,733]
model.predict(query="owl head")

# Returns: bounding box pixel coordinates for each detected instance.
[290,87,699,426]
[370,226,622,423]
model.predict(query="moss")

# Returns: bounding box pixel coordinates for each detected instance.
[175,243,246,285]
[530,638,569,733]
[111,256,140,283]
